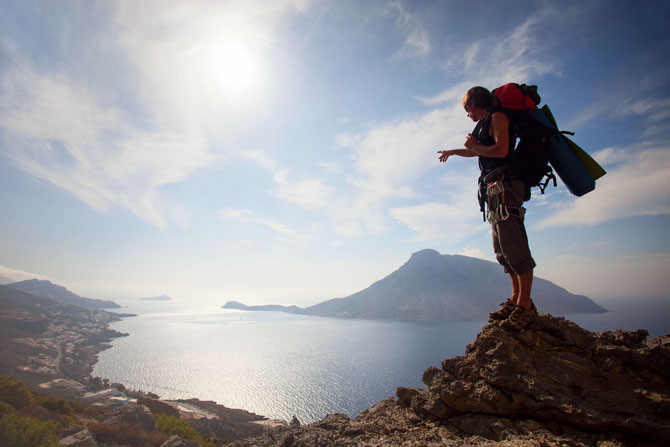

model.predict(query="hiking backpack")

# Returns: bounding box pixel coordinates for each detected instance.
[490,83,561,198]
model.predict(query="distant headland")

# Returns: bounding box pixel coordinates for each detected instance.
[5,278,121,309]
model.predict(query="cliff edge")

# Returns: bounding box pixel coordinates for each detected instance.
[229,313,669,447]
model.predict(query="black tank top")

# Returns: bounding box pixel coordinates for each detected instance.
[474,112,515,175]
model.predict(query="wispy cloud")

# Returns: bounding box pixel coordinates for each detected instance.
[389,201,482,243]
[0,1,308,229]
[340,107,466,203]
[220,206,316,243]
[565,88,670,137]
[0,67,212,228]
[538,147,670,227]
[459,247,494,262]
[538,252,670,299]
[387,1,430,59]
[0,265,48,283]
[240,150,366,237]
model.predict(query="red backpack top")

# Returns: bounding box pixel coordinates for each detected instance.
[492,83,540,111]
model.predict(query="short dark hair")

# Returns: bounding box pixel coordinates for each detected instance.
[462,86,493,110]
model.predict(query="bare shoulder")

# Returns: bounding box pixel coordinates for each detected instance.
[490,111,510,125]
[489,111,510,131]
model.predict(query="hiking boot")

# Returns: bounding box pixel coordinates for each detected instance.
[489,299,516,321]
[501,301,537,331]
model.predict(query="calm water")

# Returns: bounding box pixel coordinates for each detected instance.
[94,300,669,423]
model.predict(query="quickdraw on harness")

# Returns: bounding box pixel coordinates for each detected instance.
[477,167,526,225]
[486,179,509,225]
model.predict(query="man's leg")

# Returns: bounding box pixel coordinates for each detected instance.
[502,267,536,330]
[509,272,520,301]
[515,269,533,310]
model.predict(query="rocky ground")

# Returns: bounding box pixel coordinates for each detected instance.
[226,314,669,447]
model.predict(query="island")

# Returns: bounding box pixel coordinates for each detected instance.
[140,295,173,301]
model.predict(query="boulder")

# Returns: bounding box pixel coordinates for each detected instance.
[160,435,199,447]
[138,396,180,418]
[401,313,670,444]
[100,404,157,432]
[59,428,98,447]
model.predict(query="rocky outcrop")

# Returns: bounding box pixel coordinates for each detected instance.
[137,396,180,418]
[172,398,269,440]
[100,404,157,432]
[59,428,98,447]
[400,314,669,444]
[159,435,199,447]
[228,314,669,446]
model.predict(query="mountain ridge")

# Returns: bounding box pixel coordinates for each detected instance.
[6,279,121,309]
[223,249,606,321]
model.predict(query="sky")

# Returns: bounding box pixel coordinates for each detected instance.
[1,0,669,308]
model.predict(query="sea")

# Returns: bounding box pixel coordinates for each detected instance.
[93,299,670,424]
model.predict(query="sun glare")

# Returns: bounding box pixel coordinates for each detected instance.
[202,38,264,104]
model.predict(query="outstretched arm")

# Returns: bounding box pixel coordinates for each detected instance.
[438,148,476,162]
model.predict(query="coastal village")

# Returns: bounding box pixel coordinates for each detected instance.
[0,283,276,446]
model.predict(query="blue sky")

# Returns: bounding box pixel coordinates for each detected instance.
[1,0,668,307]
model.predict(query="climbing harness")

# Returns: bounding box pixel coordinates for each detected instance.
[486,179,509,225]
[478,166,526,225]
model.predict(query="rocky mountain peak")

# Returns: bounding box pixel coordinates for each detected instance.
[399,313,670,445]
[406,248,443,264]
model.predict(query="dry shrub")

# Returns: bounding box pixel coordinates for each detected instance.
[88,422,167,447]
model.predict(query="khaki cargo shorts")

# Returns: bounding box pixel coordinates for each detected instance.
[490,179,536,275]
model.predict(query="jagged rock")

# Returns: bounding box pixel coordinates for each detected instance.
[100,404,157,432]
[187,416,266,441]
[171,399,267,440]
[401,313,670,444]
[160,435,199,447]
[137,396,180,418]
[229,315,667,447]
[59,428,98,447]
[290,415,301,426]
[228,397,600,446]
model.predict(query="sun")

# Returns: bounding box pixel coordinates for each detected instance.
[202,37,265,104]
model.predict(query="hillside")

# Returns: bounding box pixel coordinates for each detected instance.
[0,283,128,387]
[6,279,120,309]
[224,249,606,321]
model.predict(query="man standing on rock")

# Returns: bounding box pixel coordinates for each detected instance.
[438,86,536,330]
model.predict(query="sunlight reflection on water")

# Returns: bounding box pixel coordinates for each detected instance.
[95,300,669,423]
[94,306,482,423]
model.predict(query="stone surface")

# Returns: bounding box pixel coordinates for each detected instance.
[407,314,670,445]
[171,398,268,440]
[159,435,199,447]
[228,315,668,447]
[59,428,98,447]
[100,404,157,432]
[137,396,180,418]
